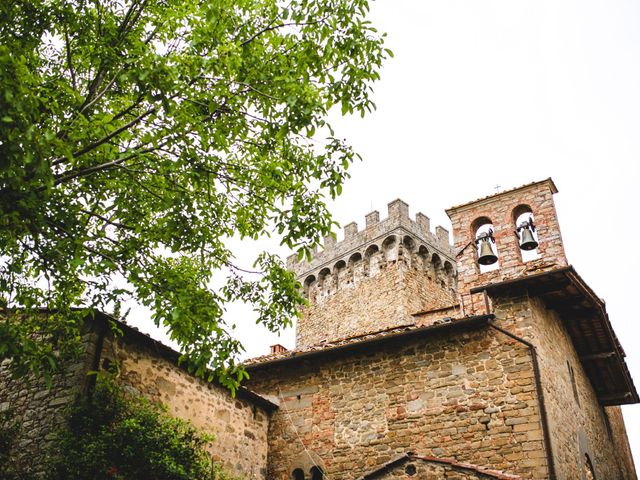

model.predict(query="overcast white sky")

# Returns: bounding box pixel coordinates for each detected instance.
[131,0,640,467]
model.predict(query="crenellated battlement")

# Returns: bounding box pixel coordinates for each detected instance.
[289,199,459,348]
[287,199,455,281]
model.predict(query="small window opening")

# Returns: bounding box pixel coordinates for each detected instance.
[291,468,305,480]
[310,466,324,480]
[382,235,398,261]
[514,208,540,262]
[348,252,362,268]
[584,453,596,480]
[568,361,580,406]
[473,220,499,273]
[405,464,417,476]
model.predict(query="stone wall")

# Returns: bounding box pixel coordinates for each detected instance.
[247,325,548,480]
[290,199,458,348]
[0,329,99,477]
[0,315,275,480]
[287,199,455,279]
[100,330,272,480]
[298,258,457,347]
[492,294,637,479]
[366,455,522,479]
[604,406,637,478]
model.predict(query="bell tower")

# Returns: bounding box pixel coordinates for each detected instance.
[288,200,459,349]
[445,178,567,315]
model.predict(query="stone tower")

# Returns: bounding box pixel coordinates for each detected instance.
[287,199,459,349]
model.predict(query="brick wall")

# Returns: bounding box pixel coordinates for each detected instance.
[446,179,568,316]
[247,326,548,480]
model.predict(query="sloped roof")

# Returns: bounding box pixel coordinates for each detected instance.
[244,314,494,370]
[89,310,279,412]
[471,266,639,406]
[357,452,522,480]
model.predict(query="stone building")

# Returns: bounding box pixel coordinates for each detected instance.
[244,178,638,480]
[0,312,277,478]
[1,178,638,480]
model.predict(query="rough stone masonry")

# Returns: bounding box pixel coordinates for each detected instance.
[1,178,637,480]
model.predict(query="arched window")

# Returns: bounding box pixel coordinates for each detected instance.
[291,468,305,480]
[513,205,540,261]
[303,275,316,296]
[472,217,499,272]
[310,466,324,480]
[348,252,362,267]
[364,244,379,258]
[382,235,397,261]
[333,260,346,288]
[364,244,380,275]
[318,267,331,285]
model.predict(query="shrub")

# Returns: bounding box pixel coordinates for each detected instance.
[48,377,238,480]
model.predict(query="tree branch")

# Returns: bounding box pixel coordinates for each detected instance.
[64,26,77,90]
[52,106,156,167]
[79,209,135,230]
[240,17,329,47]
[48,144,160,190]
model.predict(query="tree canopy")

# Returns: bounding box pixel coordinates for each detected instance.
[0,0,388,389]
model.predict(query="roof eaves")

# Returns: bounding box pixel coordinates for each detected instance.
[92,311,280,412]
[245,314,494,371]
[471,267,639,405]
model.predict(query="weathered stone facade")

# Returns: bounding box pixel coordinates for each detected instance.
[0,315,275,479]
[0,330,97,477]
[491,294,637,479]
[99,327,274,479]
[245,178,637,480]
[446,178,567,316]
[289,199,458,348]
[247,319,549,479]
[1,179,637,480]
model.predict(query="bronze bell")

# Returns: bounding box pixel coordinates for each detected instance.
[476,233,498,265]
[518,220,538,251]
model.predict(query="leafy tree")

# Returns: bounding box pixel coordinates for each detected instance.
[0,0,389,388]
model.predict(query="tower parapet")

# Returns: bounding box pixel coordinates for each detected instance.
[289,199,459,349]
[287,199,455,281]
